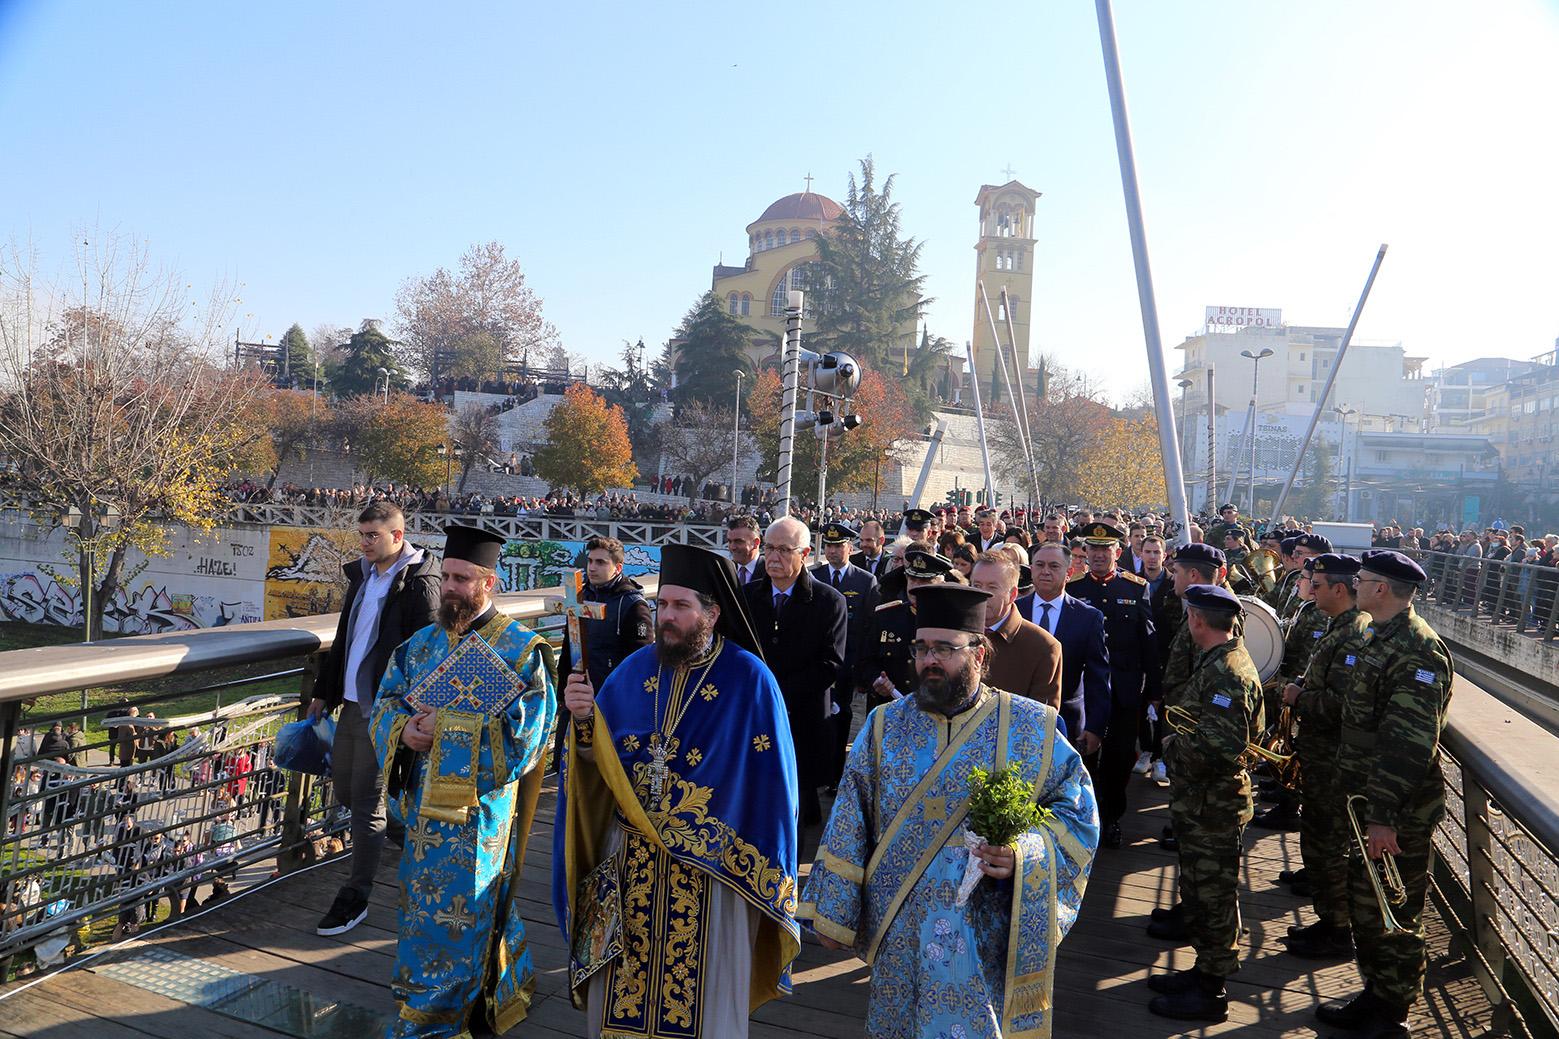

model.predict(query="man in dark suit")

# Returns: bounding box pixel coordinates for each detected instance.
[1019,541,1110,753]
[811,522,880,789]
[726,514,763,585]
[849,519,890,580]
[743,516,847,827]
[971,507,1004,553]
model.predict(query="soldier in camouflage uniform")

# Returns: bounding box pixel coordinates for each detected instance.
[1282,553,1372,960]
[1253,557,1331,831]
[1147,584,1262,1023]
[1315,550,1453,1039]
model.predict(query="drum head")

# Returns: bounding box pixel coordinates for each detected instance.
[1239,596,1284,682]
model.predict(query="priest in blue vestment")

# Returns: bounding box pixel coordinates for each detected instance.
[370,524,557,1038]
[553,544,801,1038]
[800,584,1100,1039]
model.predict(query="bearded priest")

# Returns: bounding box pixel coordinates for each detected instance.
[554,544,800,1039]
[369,523,557,1038]
[800,583,1100,1039]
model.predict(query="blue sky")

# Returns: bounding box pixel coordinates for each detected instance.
[2,1,1556,400]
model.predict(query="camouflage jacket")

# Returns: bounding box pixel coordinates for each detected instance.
[1165,636,1262,816]
[1269,568,1304,617]
[1163,622,1193,710]
[1275,600,1331,687]
[1337,604,1454,832]
[1294,606,1372,748]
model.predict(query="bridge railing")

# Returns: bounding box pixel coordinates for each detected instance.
[1406,548,1559,642]
[0,587,569,976]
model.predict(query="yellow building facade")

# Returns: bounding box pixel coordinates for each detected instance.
[969,180,1039,404]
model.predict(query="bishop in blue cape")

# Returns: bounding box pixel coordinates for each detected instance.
[800,584,1100,1038]
[370,525,557,1038]
[553,544,800,1038]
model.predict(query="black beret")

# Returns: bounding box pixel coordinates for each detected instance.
[910,584,991,635]
[1360,549,1426,585]
[1218,502,1238,512]
[821,522,857,544]
[1174,543,1226,568]
[1296,533,1333,553]
[1310,553,1362,576]
[1183,583,1243,613]
[1221,526,1249,541]
[1280,537,1301,555]
[903,549,955,579]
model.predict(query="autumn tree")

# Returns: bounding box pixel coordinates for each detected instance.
[672,293,755,409]
[658,400,749,501]
[395,241,560,381]
[334,393,447,487]
[532,383,638,494]
[0,233,265,639]
[1075,416,1168,509]
[237,387,326,488]
[989,357,1115,505]
[450,403,500,493]
[310,322,352,377]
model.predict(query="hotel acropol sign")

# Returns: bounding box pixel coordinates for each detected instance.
[1204,306,1283,332]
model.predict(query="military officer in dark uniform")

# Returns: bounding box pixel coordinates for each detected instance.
[1067,521,1159,848]
[1316,551,1452,1039]
[859,549,953,709]
[899,506,934,542]
[811,522,880,789]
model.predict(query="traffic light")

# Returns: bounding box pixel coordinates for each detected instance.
[945,488,961,507]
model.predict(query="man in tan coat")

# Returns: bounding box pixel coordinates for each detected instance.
[971,551,1064,712]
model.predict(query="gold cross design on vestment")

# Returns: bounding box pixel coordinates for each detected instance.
[446,674,486,712]
[923,795,948,821]
[409,819,445,862]
[434,894,477,937]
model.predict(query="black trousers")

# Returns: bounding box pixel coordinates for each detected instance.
[1088,671,1144,825]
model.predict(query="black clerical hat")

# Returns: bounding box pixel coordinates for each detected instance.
[659,544,763,659]
[909,584,991,635]
[443,524,505,569]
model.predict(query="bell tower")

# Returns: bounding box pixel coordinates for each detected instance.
[971,179,1040,404]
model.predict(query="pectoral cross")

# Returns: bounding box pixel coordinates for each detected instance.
[647,733,677,802]
[550,570,606,675]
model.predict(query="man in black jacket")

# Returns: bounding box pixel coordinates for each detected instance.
[742,516,847,828]
[307,500,440,936]
[556,536,653,757]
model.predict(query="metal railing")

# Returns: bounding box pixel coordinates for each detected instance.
[1408,548,1559,642]
[0,588,568,977]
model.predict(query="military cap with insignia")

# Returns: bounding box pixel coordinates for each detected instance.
[1296,533,1333,554]
[909,584,992,635]
[1077,521,1125,546]
[1182,583,1243,613]
[1173,543,1226,568]
[1359,549,1426,585]
[1310,553,1361,576]
[1280,536,1301,555]
[1220,525,1250,541]
[903,548,955,579]
[821,522,858,544]
[902,508,934,530]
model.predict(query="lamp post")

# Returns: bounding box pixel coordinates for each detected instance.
[1177,377,1194,499]
[376,367,390,402]
[731,369,745,504]
[62,501,122,644]
[1240,348,1273,513]
[1334,405,1357,519]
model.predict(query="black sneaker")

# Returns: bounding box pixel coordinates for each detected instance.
[316,889,369,936]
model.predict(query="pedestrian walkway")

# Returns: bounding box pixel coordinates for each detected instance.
[0,775,1499,1038]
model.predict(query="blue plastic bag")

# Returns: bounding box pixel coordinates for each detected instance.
[274,715,335,777]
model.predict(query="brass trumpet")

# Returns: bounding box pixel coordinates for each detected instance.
[1244,547,1282,597]
[1163,704,1296,772]
[1261,705,1302,791]
[1346,794,1409,933]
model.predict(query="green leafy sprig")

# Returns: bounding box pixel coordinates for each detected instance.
[966,766,1053,847]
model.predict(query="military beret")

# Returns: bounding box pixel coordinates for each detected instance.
[1359,549,1426,585]
[1280,536,1301,555]
[903,549,955,579]
[975,506,997,519]
[1301,556,1317,572]
[1078,521,1125,545]
[820,522,857,544]
[1221,526,1249,541]
[1310,553,1362,576]
[1173,543,1226,568]
[1296,533,1333,553]
[902,508,934,528]
[1183,583,1243,613]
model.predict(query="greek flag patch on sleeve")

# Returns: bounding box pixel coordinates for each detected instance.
[1414,668,1437,685]
[1211,693,1232,708]
[1344,655,1357,666]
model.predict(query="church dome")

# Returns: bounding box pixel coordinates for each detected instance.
[755,192,843,224]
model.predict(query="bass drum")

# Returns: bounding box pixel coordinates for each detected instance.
[1239,596,1284,682]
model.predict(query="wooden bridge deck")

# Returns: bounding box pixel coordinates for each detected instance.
[1,775,1500,1038]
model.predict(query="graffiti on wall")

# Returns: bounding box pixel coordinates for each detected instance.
[496,540,660,591]
[0,572,261,633]
[263,528,361,620]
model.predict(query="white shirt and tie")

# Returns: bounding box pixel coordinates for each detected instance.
[1030,593,1064,636]
[736,561,758,585]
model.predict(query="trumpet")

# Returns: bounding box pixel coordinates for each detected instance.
[1260,706,1302,791]
[1346,794,1409,933]
[1163,704,1296,772]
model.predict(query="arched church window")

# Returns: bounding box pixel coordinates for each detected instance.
[805,228,818,238]
[771,280,788,317]
[740,293,751,316]
[789,228,801,244]
[765,230,775,250]
[997,300,1007,321]
[1015,250,1023,271]
[728,293,740,315]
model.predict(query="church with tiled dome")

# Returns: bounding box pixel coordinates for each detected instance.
[707,186,847,367]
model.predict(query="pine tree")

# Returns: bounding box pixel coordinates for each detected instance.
[672,292,755,409]
[335,320,408,397]
[278,323,317,384]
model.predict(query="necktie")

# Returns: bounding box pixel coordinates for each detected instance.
[832,569,842,590]
[774,592,788,615]
[738,565,749,584]
[1039,602,1053,633]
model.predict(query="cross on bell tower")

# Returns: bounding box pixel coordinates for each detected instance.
[971,180,1041,405]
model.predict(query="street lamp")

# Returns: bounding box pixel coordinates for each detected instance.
[376,366,390,402]
[1240,348,1274,513]
[731,370,745,504]
[1334,405,1357,520]
[1176,377,1194,492]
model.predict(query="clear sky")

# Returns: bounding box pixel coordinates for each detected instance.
[2,0,1556,401]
